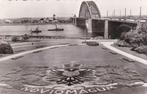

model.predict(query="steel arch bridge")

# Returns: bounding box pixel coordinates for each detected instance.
[73,1,138,39]
[79,1,101,19]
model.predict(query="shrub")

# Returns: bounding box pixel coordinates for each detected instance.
[12,36,20,42]
[0,41,13,54]
[12,34,30,42]
[117,22,147,47]
[21,34,30,41]
[116,22,147,55]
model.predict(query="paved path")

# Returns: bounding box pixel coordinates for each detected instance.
[101,42,147,65]
[0,44,69,62]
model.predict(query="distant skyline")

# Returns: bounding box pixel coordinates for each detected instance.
[0,0,147,18]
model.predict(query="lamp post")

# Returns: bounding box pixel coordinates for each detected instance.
[120,9,121,17]
[139,6,142,18]
[125,8,126,17]
[113,9,115,17]
[107,10,109,17]
[130,9,132,16]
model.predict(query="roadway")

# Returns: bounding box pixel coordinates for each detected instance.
[0,39,147,94]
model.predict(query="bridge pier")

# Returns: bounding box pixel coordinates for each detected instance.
[104,20,109,39]
[72,17,77,25]
[91,19,108,38]
[86,19,92,33]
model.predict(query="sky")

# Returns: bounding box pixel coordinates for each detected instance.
[0,0,147,18]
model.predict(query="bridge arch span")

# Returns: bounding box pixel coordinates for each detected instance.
[79,1,101,19]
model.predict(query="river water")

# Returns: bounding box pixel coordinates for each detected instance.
[0,24,90,38]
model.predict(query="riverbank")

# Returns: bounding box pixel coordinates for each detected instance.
[0,22,72,26]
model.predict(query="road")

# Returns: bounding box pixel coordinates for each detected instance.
[0,39,147,94]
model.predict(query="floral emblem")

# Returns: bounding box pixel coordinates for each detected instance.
[43,63,96,86]
[0,63,145,94]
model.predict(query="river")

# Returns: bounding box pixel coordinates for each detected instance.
[0,24,90,38]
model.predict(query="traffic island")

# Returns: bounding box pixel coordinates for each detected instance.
[82,40,99,46]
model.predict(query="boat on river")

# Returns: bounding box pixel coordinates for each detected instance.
[31,27,42,34]
[48,28,64,31]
